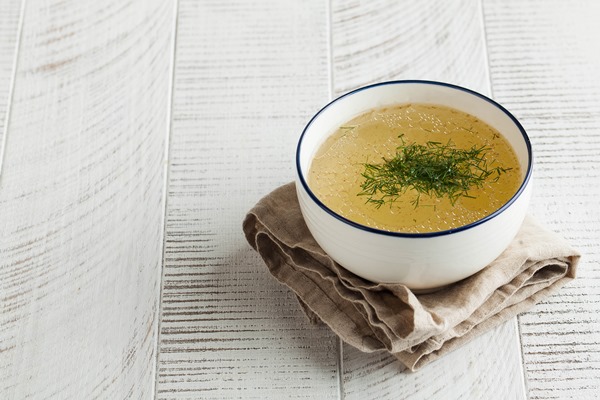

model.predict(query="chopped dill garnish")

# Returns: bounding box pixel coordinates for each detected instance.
[358,135,511,208]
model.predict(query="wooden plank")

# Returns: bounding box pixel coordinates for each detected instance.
[331,0,490,94]
[0,0,22,164]
[483,1,600,398]
[343,321,525,399]
[155,1,339,398]
[0,0,174,398]
[330,1,527,398]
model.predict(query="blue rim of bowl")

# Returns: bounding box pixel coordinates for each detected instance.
[296,79,533,238]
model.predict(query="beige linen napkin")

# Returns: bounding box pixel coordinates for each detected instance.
[243,182,580,371]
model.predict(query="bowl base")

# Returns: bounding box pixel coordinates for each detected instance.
[410,283,452,294]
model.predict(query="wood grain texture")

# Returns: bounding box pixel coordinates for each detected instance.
[342,320,525,400]
[1,1,594,398]
[0,0,174,398]
[155,1,339,398]
[0,0,22,163]
[331,1,526,398]
[484,1,600,398]
[331,0,490,94]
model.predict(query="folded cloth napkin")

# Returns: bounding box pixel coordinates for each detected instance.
[243,182,580,371]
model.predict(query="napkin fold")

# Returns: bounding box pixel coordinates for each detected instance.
[242,182,580,371]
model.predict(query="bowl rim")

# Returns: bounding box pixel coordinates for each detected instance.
[296,79,533,238]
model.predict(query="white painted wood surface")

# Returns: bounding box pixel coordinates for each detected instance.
[0,0,174,398]
[155,1,339,398]
[0,0,597,399]
[0,0,22,161]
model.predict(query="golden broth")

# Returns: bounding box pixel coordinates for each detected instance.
[307,104,522,233]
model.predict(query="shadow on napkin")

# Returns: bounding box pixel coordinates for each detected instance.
[242,182,580,371]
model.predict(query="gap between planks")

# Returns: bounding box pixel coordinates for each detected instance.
[0,0,26,179]
[153,0,181,399]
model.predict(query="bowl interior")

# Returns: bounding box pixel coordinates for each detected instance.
[297,82,532,232]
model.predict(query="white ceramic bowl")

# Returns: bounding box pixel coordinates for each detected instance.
[295,80,532,290]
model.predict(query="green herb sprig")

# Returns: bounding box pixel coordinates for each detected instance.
[358,135,510,208]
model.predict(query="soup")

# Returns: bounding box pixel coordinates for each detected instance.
[307,103,522,233]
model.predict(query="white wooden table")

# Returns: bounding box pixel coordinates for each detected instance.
[1,1,599,399]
